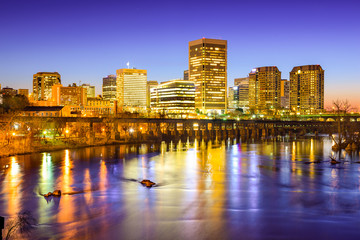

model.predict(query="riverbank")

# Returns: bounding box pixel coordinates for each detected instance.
[0,139,160,158]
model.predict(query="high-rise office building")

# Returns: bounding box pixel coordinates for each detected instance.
[116,68,147,108]
[33,72,61,101]
[280,79,290,109]
[150,79,195,115]
[189,38,227,113]
[81,84,95,98]
[183,70,189,80]
[147,81,158,108]
[102,75,117,102]
[249,66,281,113]
[290,65,324,113]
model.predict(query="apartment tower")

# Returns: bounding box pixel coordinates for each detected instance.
[289,65,324,113]
[248,66,281,113]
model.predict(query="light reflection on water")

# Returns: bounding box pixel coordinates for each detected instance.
[1,137,360,239]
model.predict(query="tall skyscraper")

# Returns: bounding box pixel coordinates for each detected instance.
[189,38,227,113]
[147,81,158,108]
[33,72,61,101]
[102,75,117,102]
[249,66,281,113]
[280,79,290,109]
[290,65,324,113]
[116,68,147,109]
[81,84,95,98]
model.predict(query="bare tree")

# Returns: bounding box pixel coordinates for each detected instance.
[332,99,353,150]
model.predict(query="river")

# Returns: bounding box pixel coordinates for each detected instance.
[1,137,360,239]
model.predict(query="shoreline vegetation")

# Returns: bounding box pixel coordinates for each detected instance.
[0,138,158,158]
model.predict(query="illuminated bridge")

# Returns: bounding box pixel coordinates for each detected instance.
[7,116,352,144]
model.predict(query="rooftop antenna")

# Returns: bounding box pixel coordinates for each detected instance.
[126,61,130,69]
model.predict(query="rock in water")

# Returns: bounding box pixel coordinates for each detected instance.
[52,190,61,196]
[44,192,52,197]
[140,179,156,188]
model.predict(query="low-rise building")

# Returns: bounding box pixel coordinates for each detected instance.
[22,106,64,117]
[151,79,195,117]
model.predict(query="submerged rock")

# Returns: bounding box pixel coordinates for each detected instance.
[140,179,156,188]
[52,190,61,196]
[331,159,341,165]
[44,192,52,197]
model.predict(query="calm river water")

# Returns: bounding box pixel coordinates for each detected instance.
[1,137,360,240]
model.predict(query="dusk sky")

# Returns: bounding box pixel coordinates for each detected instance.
[1,0,359,108]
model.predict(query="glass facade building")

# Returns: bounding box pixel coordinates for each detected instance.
[33,72,61,101]
[102,75,117,102]
[150,79,195,115]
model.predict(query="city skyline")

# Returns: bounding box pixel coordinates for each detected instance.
[0,0,359,108]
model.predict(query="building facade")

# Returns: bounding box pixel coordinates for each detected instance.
[228,87,236,110]
[289,65,324,113]
[116,69,147,109]
[18,89,29,97]
[234,77,249,87]
[147,81,158,108]
[82,84,96,98]
[52,84,87,106]
[234,77,249,109]
[183,70,189,80]
[189,38,227,114]
[102,75,117,102]
[33,72,61,101]
[150,79,195,116]
[280,79,290,109]
[249,66,281,113]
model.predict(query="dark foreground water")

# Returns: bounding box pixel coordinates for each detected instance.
[1,137,360,240]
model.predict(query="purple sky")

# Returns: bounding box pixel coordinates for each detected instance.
[0,0,359,107]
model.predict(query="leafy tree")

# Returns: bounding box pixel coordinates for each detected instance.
[0,94,29,113]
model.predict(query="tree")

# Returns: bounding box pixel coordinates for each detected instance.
[235,108,243,114]
[0,94,29,113]
[332,99,352,150]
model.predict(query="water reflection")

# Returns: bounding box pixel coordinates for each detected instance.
[1,138,360,239]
